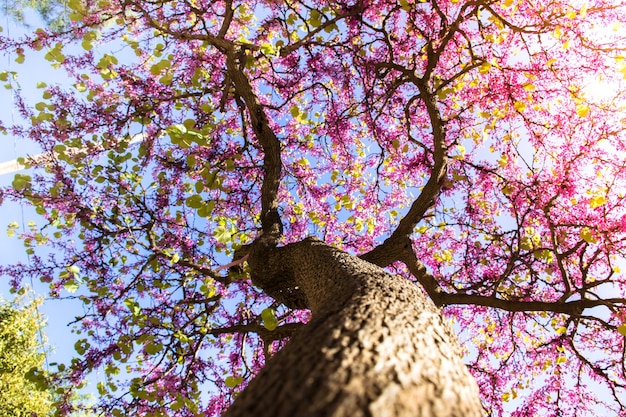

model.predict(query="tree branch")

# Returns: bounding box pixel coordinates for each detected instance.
[225,46,283,242]
[441,293,624,315]
[217,0,234,38]
[399,246,625,316]
[361,80,448,266]
[360,4,481,267]
[209,322,303,342]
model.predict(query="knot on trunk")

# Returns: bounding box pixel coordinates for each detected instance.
[247,235,308,309]
[247,237,363,315]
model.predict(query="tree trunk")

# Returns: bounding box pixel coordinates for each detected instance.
[223,237,483,417]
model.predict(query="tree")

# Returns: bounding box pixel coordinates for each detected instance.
[0,295,54,417]
[0,0,70,29]
[1,0,626,415]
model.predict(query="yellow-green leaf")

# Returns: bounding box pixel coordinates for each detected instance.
[64,280,79,293]
[589,195,606,208]
[214,226,232,244]
[68,0,83,11]
[576,103,590,118]
[478,62,491,74]
[580,227,597,244]
[514,101,527,112]
[170,252,180,265]
[225,375,243,388]
[261,307,278,331]
[145,342,163,355]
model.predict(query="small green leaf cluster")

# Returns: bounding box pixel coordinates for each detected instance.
[166,122,212,149]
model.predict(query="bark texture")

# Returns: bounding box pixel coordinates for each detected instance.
[223,237,483,417]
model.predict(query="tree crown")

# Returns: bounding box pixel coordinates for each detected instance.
[1,0,626,415]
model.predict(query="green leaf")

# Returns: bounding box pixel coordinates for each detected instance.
[399,0,411,11]
[185,195,203,209]
[12,174,31,191]
[183,118,195,129]
[214,226,232,244]
[69,11,84,21]
[44,44,65,63]
[171,399,185,411]
[159,72,173,85]
[124,298,141,317]
[24,367,49,391]
[533,249,554,263]
[64,280,79,293]
[198,201,215,218]
[74,339,90,355]
[308,9,322,27]
[580,227,597,244]
[225,375,243,388]
[145,342,163,355]
[520,237,533,251]
[261,43,276,56]
[203,170,219,189]
[261,308,278,331]
[618,324,626,336]
[6,221,18,238]
[96,54,119,69]
[97,382,107,396]
[324,23,338,33]
[68,0,84,11]
[200,280,216,297]
[150,59,170,75]
[183,130,207,146]
[170,252,180,265]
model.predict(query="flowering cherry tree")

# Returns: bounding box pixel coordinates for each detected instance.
[2,0,626,415]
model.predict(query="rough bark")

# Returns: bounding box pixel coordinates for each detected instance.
[223,237,483,417]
